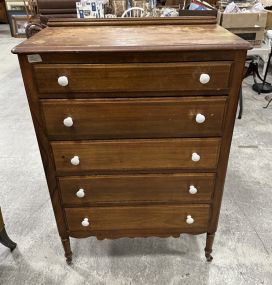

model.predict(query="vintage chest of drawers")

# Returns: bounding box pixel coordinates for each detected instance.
[13,18,250,263]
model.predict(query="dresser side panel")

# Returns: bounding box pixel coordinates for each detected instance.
[17,55,69,239]
[208,50,247,233]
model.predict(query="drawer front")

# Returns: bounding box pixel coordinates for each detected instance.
[59,173,216,205]
[41,97,226,140]
[65,205,210,232]
[51,138,221,174]
[34,62,232,94]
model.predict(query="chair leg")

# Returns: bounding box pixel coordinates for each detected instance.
[238,87,243,119]
[0,227,17,251]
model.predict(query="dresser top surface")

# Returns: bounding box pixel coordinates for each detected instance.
[13,24,250,54]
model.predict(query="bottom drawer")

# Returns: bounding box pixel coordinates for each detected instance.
[65,205,210,232]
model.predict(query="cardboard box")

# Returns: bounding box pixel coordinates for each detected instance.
[266,9,272,29]
[228,27,264,47]
[218,11,267,29]
[218,11,267,47]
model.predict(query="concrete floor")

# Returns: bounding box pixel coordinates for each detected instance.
[0,24,272,285]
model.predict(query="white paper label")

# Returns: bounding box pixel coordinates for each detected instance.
[27,54,42,63]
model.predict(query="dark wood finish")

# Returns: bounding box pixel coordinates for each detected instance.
[51,138,221,174]
[61,238,72,264]
[70,228,207,239]
[0,208,17,251]
[34,62,232,94]
[0,0,8,23]
[205,0,217,5]
[65,205,210,232]
[13,21,250,262]
[205,232,215,262]
[41,97,227,140]
[17,55,70,261]
[28,50,240,65]
[47,17,218,27]
[208,51,247,234]
[59,173,216,205]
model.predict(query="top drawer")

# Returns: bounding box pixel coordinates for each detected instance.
[34,62,232,95]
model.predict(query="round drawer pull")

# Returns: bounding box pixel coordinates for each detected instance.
[76,188,85,198]
[63,117,73,127]
[186,215,194,224]
[199,73,210,84]
[70,155,80,166]
[196,113,206,124]
[192,152,200,162]
[81,218,89,227]
[189,185,198,195]
[58,76,69,87]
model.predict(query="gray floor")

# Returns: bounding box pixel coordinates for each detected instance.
[0,24,272,285]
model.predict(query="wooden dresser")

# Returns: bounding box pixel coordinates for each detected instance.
[12,18,250,264]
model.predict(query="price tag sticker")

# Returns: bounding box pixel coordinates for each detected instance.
[27,54,42,63]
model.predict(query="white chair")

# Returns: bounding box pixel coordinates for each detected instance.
[121,7,144,18]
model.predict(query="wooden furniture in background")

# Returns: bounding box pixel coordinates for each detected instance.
[13,18,250,263]
[0,208,17,251]
[11,14,29,37]
[0,0,8,23]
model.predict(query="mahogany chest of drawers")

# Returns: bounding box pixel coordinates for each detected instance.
[13,18,250,263]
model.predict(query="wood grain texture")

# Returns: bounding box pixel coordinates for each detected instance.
[41,97,227,140]
[69,229,208,239]
[32,50,240,65]
[17,56,70,243]
[13,21,249,261]
[51,138,221,174]
[12,24,251,54]
[65,205,210,232]
[208,50,248,233]
[58,173,216,205]
[47,16,218,27]
[61,238,72,264]
[34,62,232,94]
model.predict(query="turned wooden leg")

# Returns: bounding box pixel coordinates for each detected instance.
[204,232,215,262]
[0,227,17,251]
[61,238,73,265]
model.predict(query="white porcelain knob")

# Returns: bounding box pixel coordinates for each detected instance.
[199,73,210,84]
[192,153,200,162]
[189,185,198,195]
[196,114,206,124]
[70,155,80,166]
[186,215,194,224]
[58,76,69,87]
[63,117,73,127]
[81,218,89,227]
[76,188,85,198]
